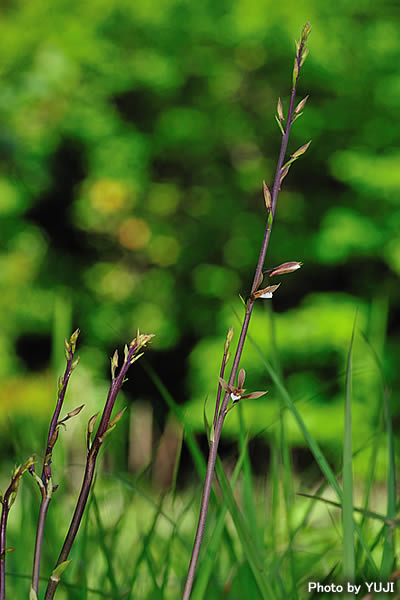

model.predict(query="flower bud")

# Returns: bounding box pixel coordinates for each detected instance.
[269,261,302,277]
[111,349,119,379]
[294,95,309,115]
[301,22,312,44]
[277,97,284,121]
[292,57,299,87]
[108,407,127,428]
[263,181,272,211]
[291,140,311,159]
[66,404,84,419]
[69,328,80,353]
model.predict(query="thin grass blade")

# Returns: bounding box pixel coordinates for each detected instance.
[342,316,356,583]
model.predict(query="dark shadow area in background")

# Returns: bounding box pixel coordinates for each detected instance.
[15,332,51,371]
[26,137,89,257]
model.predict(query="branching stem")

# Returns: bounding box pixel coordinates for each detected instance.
[44,333,153,600]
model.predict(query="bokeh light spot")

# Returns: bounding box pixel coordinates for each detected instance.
[0,179,23,215]
[234,42,266,71]
[84,262,138,301]
[148,236,180,266]
[224,235,254,268]
[131,303,179,349]
[119,218,151,250]
[90,178,129,214]
[192,264,240,297]
[147,183,179,216]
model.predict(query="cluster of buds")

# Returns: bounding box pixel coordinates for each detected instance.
[93,330,155,448]
[293,22,311,86]
[0,456,35,510]
[111,330,155,380]
[275,94,310,138]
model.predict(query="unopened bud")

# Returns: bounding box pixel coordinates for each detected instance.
[263,181,272,211]
[269,261,302,277]
[111,349,119,379]
[301,22,312,44]
[292,58,299,87]
[300,45,309,67]
[291,140,311,159]
[224,327,234,354]
[66,404,84,419]
[49,428,59,449]
[277,97,284,121]
[108,407,127,428]
[64,338,72,361]
[69,328,80,353]
[294,95,309,115]
[87,413,99,436]
[279,165,290,189]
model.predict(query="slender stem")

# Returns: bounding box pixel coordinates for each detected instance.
[0,503,9,600]
[182,28,309,599]
[32,496,51,594]
[41,358,75,484]
[44,456,97,600]
[213,346,230,430]
[31,331,79,597]
[0,457,33,600]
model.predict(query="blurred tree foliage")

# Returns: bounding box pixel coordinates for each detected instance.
[0,0,399,449]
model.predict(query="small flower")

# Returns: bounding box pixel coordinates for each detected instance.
[218,368,267,404]
[252,283,281,300]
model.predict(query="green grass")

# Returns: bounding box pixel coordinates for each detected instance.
[1,308,397,599]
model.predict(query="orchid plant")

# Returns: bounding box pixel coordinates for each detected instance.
[182,23,312,599]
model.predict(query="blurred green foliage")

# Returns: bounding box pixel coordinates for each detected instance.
[0,0,398,450]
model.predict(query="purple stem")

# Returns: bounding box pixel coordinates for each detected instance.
[182,31,309,600]
[0,501,10,600]
[44,339,144,600]
[31,335,78,597]
[213,348,230,430]
[1,459,33,600]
